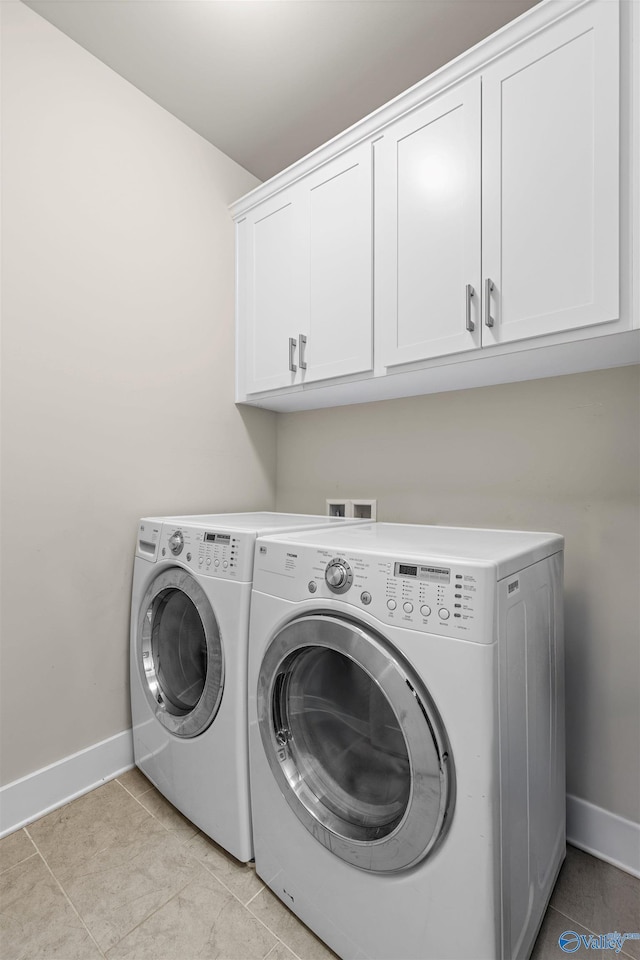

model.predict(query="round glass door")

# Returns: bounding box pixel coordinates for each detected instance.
[137,568,224,738]
[257,615,454,873]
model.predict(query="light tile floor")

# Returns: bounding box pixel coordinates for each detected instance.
[1,769,638,960]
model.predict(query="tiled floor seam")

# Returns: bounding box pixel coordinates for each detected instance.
[96,871,282,960]
[0,846,39,876]
[194,855,267,908]
[546,904,639,960]
[115,777,154,804]
[24,826,108,960]
[101,873,202,958]
[264,943,303,960]
[119,780,193,842]
[245,896,305,960]
[117,780,271,917]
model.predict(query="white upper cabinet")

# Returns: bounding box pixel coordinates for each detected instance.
[232,0,637,411]
[379,1,619,368]
[239,190,307,395]
[481,0,620,346]
[304,143,373,384]
[377,78,482,367]
[237,142,372,398]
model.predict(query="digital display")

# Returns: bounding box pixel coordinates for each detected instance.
[204,532,232,543]
[394,562,450,584]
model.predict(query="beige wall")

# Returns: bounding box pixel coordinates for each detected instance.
[0,2,276,785]
[276,366,640,823]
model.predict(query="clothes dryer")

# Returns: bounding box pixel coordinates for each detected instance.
[248,523,565,958]
[130,512,365,862]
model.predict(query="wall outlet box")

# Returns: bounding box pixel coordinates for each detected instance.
[352,499,377,520]
[326,499,377,520]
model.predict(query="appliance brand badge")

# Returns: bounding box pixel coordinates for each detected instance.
[259,545,267,555]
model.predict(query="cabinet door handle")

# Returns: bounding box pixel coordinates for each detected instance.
[484,278,495,328]
[465,284,475,332]
[299,334,307,370]
[288,337,297,373]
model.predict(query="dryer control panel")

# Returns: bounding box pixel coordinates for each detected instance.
[254,542,495,643]
[151,525,256,582]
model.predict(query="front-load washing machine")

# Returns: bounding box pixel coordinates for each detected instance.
[248,522,565,959]
[130,512,366,862]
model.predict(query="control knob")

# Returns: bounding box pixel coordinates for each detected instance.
[325,558,353,594]
[168,530,184,556]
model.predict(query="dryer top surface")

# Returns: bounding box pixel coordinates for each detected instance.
[257,522,563,580]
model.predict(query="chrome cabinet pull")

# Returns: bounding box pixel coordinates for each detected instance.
[299,334,307,370]
[484,278,495,328]
[288,337,297,373]
[465,284,475,332]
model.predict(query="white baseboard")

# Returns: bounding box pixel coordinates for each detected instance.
[567,793,640,878]
[0,729,134,839]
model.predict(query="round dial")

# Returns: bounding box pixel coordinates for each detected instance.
[168,530,184,556]
[324,558,353,594]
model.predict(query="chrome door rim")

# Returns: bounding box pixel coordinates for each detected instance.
[137,567,224,738]
[257,614,454,873]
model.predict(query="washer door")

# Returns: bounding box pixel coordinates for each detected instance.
[137,568,224,738]
[257,614,454,873]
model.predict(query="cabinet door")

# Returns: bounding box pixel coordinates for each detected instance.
[241,190,307,395]
[303,143,373,384]
[377,78,482,367]
[482,0,619,346]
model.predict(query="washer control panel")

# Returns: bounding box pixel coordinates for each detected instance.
[254,542,493,643]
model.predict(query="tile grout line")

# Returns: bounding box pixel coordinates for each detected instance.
[101,874,199,956]
[194,854,267,908]
[115,778,195,842]
[245,891,311,960]
[116,779,267,909]
[115,777,154,804]
[0,832,39,876]
[264,941,304,960]
[24,826,108,960]
[115,779,305,960]
[188,861,299,960]
[0,850,39,876]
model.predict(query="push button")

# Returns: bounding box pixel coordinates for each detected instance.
[387,599,397,611]
[439,607,450,620]
[403,602,414,614]
[420,604,431,617]
[361,592,372,605]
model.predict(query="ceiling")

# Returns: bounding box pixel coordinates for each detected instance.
[23,0,541,182]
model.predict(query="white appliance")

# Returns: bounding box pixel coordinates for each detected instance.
[130,512,365,862]
[248,522,565,959]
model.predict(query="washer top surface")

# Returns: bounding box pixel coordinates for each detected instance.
[258,521,563,580]
[142,512,362,535]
